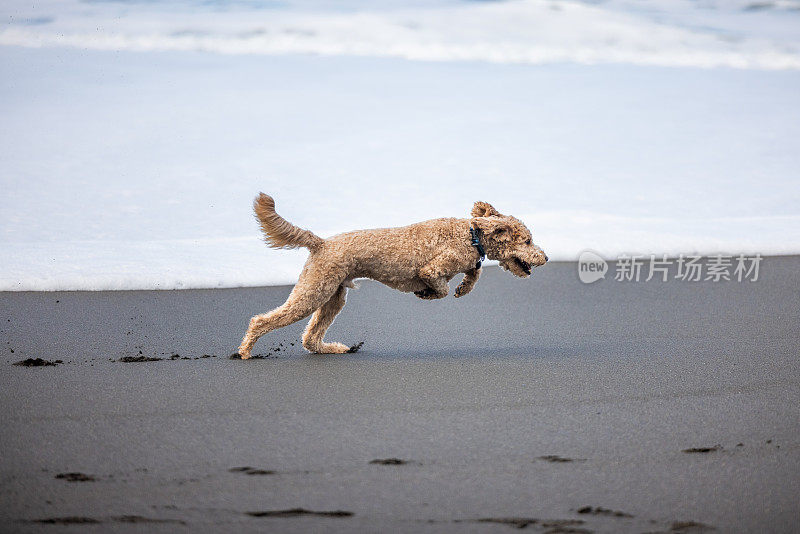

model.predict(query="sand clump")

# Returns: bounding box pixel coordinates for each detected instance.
[246,508,353,518]
[55,472,95,482]
[369,458,409,465]
[14,358,62,367]
[682,445,722,454]
[119,355,162,363]
[229,467,275,475]
[538,455,585,463]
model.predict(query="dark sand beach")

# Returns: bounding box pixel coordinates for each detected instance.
[1,258,799,533]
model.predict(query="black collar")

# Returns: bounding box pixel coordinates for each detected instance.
[470,227,485,270]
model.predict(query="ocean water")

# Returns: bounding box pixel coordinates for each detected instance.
[1,0,799,290]
[3,0,800,68]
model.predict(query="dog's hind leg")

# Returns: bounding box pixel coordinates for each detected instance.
[237,271,342,358]
[238,300,313,359]
[301,284,350,354]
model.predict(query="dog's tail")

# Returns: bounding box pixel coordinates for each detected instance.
[253,193,324,251]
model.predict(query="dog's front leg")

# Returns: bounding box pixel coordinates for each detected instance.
[415,253,460,300]
[454,267,481,298]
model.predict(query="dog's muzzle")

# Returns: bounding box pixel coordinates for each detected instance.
[514,258,532,275]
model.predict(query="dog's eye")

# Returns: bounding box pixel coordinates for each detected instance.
[525,238,531,245]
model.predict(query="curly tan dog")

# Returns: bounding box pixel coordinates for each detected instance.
[237,194,548,357]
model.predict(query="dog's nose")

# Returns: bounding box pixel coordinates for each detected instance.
[545,255,549,262]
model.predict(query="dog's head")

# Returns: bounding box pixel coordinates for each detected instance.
[470,201,547,278]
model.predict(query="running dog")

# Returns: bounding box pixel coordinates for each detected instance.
[237,194,547,357]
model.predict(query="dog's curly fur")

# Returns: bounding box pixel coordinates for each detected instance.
[237,193,548,357]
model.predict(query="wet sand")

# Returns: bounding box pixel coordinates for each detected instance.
[1,258,799,533]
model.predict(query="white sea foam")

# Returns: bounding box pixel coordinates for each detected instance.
[1,0,800,69]
[3,213,797,291]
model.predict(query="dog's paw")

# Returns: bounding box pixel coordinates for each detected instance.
[454,285,467,298]
[414,288,436,299]
[323,342,350,354]
[308,342,350,354]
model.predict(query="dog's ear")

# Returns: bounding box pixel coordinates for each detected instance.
[471,201,501,218]
[471,216,513,243]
